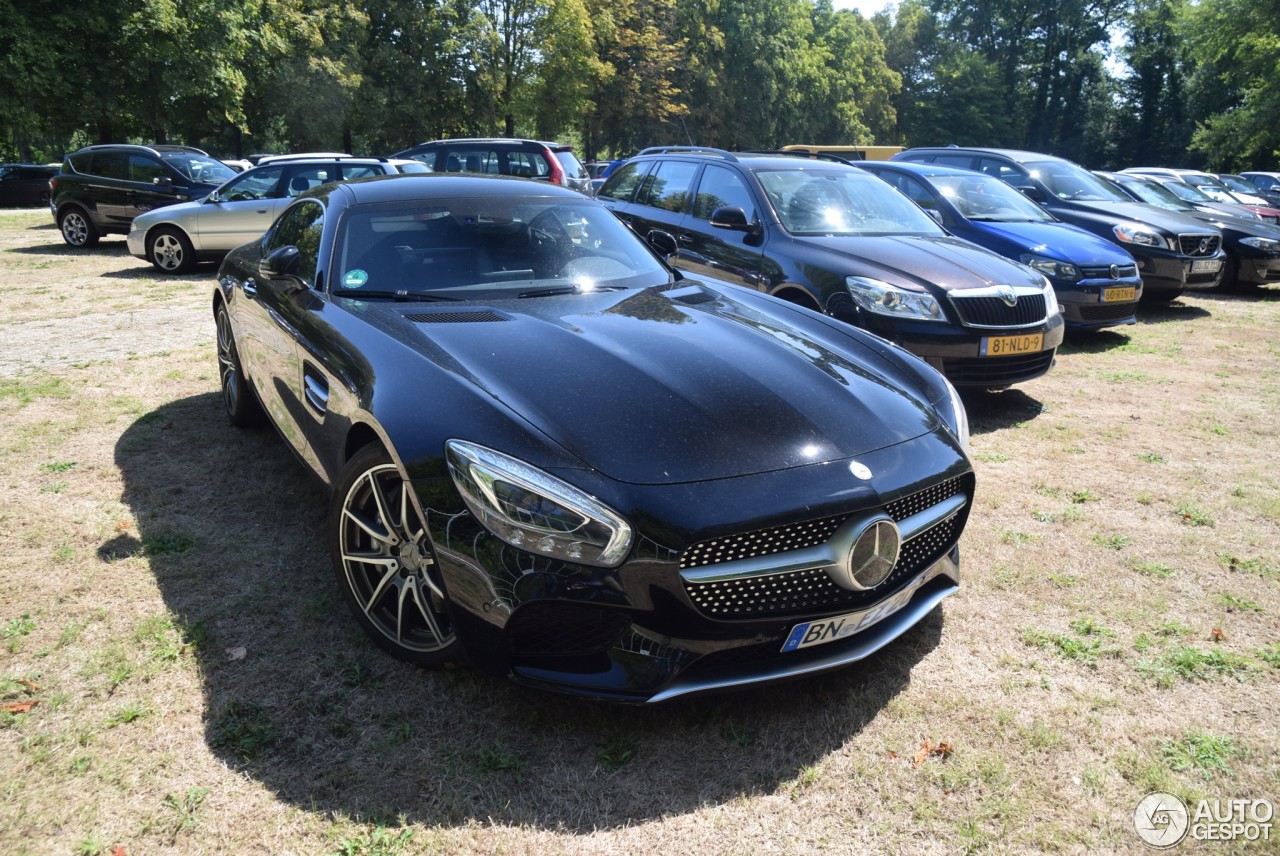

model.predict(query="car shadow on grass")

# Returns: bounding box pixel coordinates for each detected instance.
[961,388,1046,436]
[113,393,943,832]
[1134,298,1211,323]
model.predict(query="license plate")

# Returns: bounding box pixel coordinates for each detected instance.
[1102,286,1137,303]
[980,333,1043,357]
[1191,259,1222,273]
[781,577,924,652]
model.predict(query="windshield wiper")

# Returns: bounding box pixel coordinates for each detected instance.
[518,284,628,298]
[333,290,459,302]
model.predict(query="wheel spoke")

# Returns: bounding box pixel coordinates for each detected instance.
[407,579,447,643]
[360,564,400,617]
[342,504,395,546]
[365,470,401,545]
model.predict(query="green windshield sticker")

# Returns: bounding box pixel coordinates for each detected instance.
[343,269,369,288]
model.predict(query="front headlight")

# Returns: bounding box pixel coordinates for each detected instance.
[445,441,633,567]
[1241,235,1280,253]
[938,377,970,453]
[1112,223,1169,250]
[846,276,946,322]
[1040,274,1061,319]
[1020,254,1079,281]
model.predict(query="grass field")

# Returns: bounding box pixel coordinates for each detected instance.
[1,210,1277,855]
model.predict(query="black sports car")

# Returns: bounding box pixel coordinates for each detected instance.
[213,174,974,702]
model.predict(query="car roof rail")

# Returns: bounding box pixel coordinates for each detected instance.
[75,143,210,157]
[255,152,356,163]
[633,146,738,161]
[743,149,856,166]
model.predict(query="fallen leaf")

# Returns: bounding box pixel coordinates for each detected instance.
[115,519,133,532]
[1211,627,1225,642]
[913,740,933,767]
[886,751,899,761]
[18,678,39,693]
[225,646,246,661]
[933,741,954,759]
[2,700,38,714]
[111,846,128,856]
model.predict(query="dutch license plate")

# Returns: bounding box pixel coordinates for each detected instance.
[1102,286,1137,303]
[781,579,922,652]
[980,333,1043,357]
[1191,259,1222,273]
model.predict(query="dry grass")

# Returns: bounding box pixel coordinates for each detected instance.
[1,210,1278,855]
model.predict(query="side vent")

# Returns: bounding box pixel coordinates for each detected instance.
[405,310,508,324]
[667,286,717,305]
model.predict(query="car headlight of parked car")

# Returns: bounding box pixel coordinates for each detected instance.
[445,440,633,567]
[1020,254,1079,281]
[846,276,946,322]
[1112,223,1170,249]
[1240,236,1280,253]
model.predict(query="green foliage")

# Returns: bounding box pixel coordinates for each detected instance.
[211,701,275,762]
[1161,731,1241,778]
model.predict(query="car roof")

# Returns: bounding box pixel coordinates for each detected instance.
[896,146,1067,164]
[624,147,867,171]
[322,173,588,206]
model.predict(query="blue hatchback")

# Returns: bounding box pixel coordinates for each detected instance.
[860,161,1142,330]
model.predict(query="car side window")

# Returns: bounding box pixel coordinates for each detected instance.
[508,151,550,178]
[893,175,940,213]
[283,165,339,197]
[129,155,167,184]
[340,164,384,180]
[636,160,698,213]
[221,165,285,201]
[266,200,324,285]
[934,155,976,169]
[92,153,129,180]
[693,165,756,221]
[597,161,651,202]
[444,149,499,174]
[977,159,1024,183]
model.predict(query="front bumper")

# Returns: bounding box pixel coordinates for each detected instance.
[1134,249,1224,294]
[125,227,147,260]
[1238,255,1280,286]
[416,435,973,702]
[1053,273,1143,330]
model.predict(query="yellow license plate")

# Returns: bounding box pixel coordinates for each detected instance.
[1103,286,1137,303]
[980,333,1044,357]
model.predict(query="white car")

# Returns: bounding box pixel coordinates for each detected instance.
[127,156,418,273]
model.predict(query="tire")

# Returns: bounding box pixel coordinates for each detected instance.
[330,444,460,666]
[58,207,99,248]
[215,303,266,427]
[148,227,196,274]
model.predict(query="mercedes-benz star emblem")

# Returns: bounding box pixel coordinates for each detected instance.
[834,518,901,591]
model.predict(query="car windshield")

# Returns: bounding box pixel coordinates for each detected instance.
[1161,180,1215,204]
[1113,178,1196,212]
[1218,175,1259,195]
[1184,177,1253,204]
[930,173,1054,222]
[1025,161,1131,202]
[334,197,670,299]
[162,153,237,185]
[758,168,944,236]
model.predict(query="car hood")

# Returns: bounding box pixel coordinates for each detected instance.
[971,221,1134,266]
[380,285,943,485]
[802,234,1044,291]
[1069,200,1216,234]
[133,199,201,225]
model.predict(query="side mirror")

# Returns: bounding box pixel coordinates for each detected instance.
[647,230,678,257]
[258,245,302,282]
[206,190,221,203]
[1015,185,1045,202]
[152,176,174,190]
[924,207,943,224]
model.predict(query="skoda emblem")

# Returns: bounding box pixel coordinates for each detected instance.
[833,518,901,591]
[996,285,1018,307]
[1198,237,1211,254]
[1109,264,1120,280]
[849,461,873,480]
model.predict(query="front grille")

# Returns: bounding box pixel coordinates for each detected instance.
[505,602,630,656]
[681,516,847,569]
[1178,234,1221,257]
[949,292,1047,328]
[940,350,1055,387]
[405,310,507,323]
[680,476,969,620]
[1078,302,1138,322]
[1079,264,1139,279]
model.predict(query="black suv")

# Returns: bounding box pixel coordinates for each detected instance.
[596,147,1065,389]
[391,138,591,194]
[50,144,237,247]
[892,147,1225,301]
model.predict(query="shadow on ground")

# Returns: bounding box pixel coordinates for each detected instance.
[113,394,942,830]
[962,387,1046,436]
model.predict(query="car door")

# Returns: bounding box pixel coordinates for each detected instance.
[595,160,656,233]
[88,152,136,226]
[126,154,181,219]
[625,159,700,257]
[672,163,767,289]
[235,199,326,466]
[196,164,286,250]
